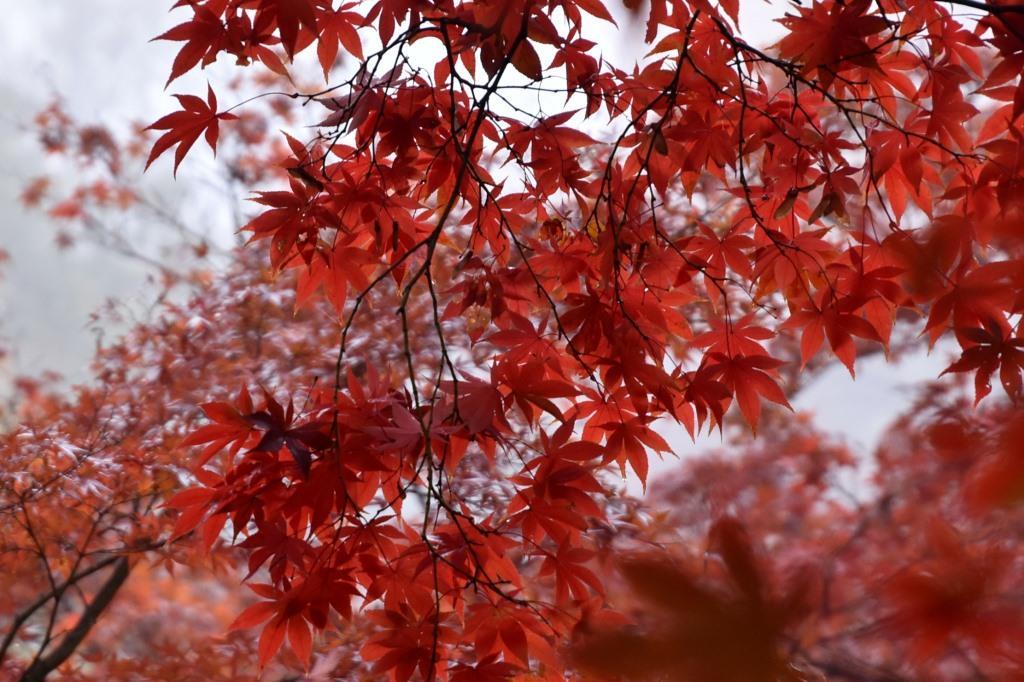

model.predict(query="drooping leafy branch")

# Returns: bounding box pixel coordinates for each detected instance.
[142,0,1024,678]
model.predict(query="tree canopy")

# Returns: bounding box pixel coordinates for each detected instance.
[5,0,1024,679]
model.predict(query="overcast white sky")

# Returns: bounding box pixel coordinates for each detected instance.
[1,2,956,487]
[1,3,178,387]
[0,2,241,389]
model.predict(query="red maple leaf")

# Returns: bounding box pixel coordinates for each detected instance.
[942,317,1024,404]
[146,85,236,174]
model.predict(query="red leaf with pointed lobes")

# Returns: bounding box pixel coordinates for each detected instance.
[707,353,791,431]
[599,415,672,488]
[720,0,739,26]
[447,375,510,436]
[788,306,883,376]
[573,0,616,23]
[288,615,312,665]
[537,541,604,604]
[942,318,1024,404]
[258,618,288,668]
[693,315,774,357]
[316,6,363,80]
[228,601,278,632]
[258,0,321,59]
[777,0,890,84]
[153,5,226,86]
[511,41,543,80]
[146,85,236,175]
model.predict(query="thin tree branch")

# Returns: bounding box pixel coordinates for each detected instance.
[19,557,130,682]
[0,555,121,664]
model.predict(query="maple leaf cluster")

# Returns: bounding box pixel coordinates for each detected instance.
[6,0,1024,679]
[0,250,440,679]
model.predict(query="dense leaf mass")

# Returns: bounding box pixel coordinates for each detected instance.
[5,0,1024,679]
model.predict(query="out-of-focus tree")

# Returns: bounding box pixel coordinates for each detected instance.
[575,384,1024,680]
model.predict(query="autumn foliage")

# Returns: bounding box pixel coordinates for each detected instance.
[5,0,1024,679]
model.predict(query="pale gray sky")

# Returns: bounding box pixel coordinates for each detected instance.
[0,2,234,389]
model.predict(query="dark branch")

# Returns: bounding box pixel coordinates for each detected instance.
[19,557,130,682]
[0,555,122,664]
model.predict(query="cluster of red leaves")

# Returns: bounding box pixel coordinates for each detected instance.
[5,257,1024,678]
[0,261,294,677]
[0,247,435,679]
[8,0,1024,678]
[146,85,238,175]
[140,0,1024,678]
